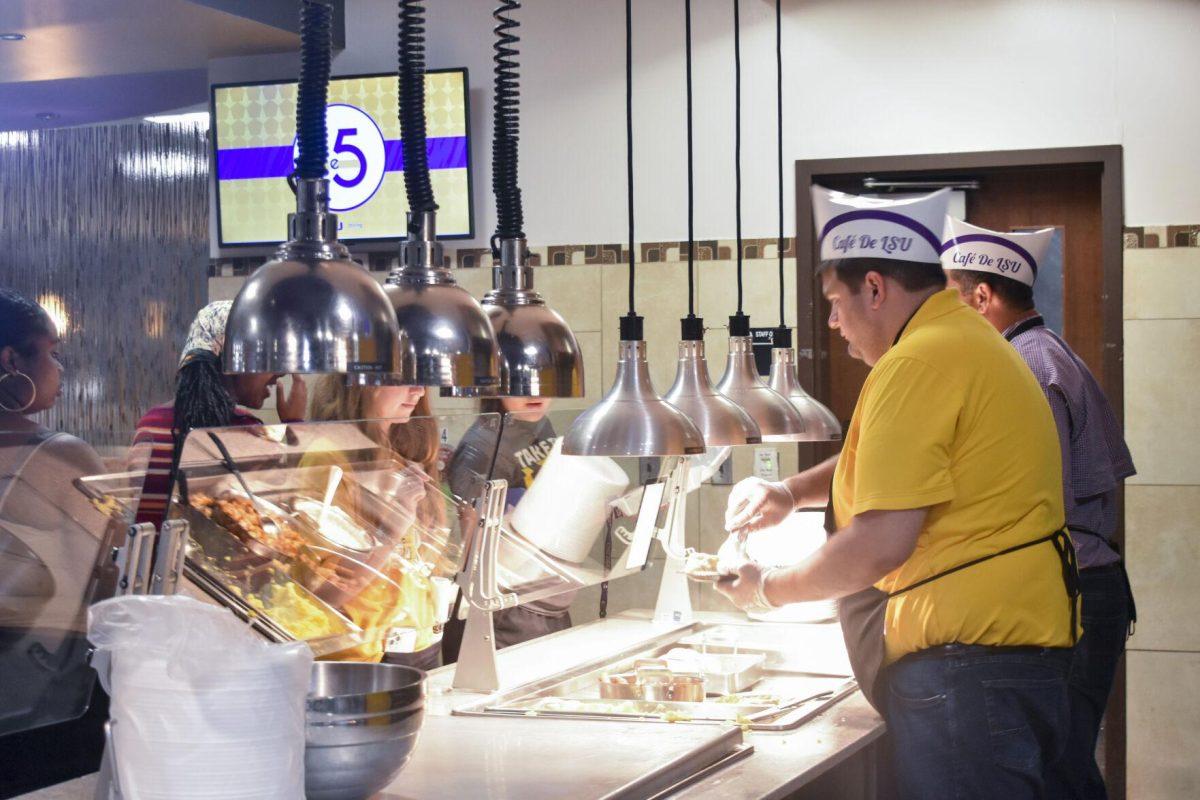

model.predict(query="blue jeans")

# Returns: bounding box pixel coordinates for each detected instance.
[886,644,1072,800]
[1045,564,1132,799]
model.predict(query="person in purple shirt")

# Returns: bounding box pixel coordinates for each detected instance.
[943,218,1135,800]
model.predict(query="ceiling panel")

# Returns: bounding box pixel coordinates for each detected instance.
[0,0,319,130]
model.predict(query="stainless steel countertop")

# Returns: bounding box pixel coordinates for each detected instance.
[18,611,885,800]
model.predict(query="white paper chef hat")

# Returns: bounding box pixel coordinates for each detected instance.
[812,186,951,265]
[939,218,1054,288]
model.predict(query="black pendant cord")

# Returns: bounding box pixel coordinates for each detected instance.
[627,0,634,317]
[294,0,333,181]
[733,0,744,317]
[399,0,437,235]
[491,1,524,255]
[620,0,642,340]
[775,0,786,330]
[685,0,697,322]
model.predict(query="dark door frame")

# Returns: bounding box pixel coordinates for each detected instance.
[793,145,1127,798]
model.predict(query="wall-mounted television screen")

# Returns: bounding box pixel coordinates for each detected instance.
[211,69,472,247]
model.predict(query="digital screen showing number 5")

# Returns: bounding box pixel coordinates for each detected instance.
[293,103,387,212]
[332,128,366,188]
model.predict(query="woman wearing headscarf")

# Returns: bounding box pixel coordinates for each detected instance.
[133,301,307,529]
[0,289,110,795]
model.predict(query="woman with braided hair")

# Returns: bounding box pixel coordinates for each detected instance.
[133,301,307,529]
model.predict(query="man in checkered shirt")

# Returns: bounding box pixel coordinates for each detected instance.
[943,217,1135,800]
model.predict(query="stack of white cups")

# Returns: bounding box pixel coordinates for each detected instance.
[109,657,306,799]
[89,596,311,800]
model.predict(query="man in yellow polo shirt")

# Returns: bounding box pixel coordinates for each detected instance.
[718,187,1078,799]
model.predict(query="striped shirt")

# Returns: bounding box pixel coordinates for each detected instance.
[132,403,262,529]
[1004,316,1136,569]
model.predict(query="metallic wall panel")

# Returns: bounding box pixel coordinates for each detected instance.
[0,124,208,443]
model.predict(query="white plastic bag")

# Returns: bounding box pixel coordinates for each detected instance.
[89,595,312,800]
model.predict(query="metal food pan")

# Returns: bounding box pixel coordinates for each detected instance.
[658,649,766,695]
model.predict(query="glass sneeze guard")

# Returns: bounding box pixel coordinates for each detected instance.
[2,428,149,736]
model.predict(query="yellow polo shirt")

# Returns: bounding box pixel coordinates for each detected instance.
[832,289,1074,664]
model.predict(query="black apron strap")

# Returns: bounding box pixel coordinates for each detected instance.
[1068,524,1137,637]
[887,528,1081,646]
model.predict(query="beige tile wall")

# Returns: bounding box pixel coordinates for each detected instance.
[209,256,808,623]
[1122,246,1200,799]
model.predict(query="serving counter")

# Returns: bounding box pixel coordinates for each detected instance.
[20,611,885,800]
[9,412,885,799]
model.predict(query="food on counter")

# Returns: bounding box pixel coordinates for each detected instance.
[717,693,781,706]
[684,551,719,573]
[89,494,126,520]
[682,550,726,582]
[190,491,304,558]
[315,552,441,662]
[294,498,374,551]
[240,580,346,640]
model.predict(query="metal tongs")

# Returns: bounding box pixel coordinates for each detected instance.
[205,430,285,541]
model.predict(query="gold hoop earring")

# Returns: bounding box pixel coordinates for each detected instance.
[0,371,37,413]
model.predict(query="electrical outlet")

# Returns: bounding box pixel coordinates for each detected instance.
[638,457,662,485]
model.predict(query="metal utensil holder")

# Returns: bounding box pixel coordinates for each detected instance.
[93,518,190,800]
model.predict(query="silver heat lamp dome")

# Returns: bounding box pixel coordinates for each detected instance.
[664,325,760,446]
[385,211,502,395]
[768,339,842,441]
[224,179,405,384]
[482,238,584,397]
[715,325,807,443]
[562,334,704,457]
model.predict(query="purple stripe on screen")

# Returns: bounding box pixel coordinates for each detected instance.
[216,136,469,181]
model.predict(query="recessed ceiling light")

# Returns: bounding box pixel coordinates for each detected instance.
[0,33,25,41]
[35,112,59,121]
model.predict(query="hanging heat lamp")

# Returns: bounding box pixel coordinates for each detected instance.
[224,0,404,384]
[480,2,584,398]
[562,0,704,457]
[385,0,502,395]
[715,0,806,442]
[764,0,841,440]
[664,0,760,447]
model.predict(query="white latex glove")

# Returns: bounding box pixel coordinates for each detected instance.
[724,477,795,538]
[715,561,779,614]
[715,533,748,576]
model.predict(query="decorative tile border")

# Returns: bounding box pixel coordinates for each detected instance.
[209,227,1200,276]
[209,237,799,278]
[1123,225,1200,249]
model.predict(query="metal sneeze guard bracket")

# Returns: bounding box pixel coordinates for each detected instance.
[452,478,510,691]
[653,461,694,626]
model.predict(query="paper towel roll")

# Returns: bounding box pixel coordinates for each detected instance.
[509,439,630,563]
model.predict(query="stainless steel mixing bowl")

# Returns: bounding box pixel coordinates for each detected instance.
[305,662,426,800]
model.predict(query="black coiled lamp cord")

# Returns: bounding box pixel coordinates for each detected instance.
[294,0,333,181]
[399,0,438,233]
[491,1,525,255]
